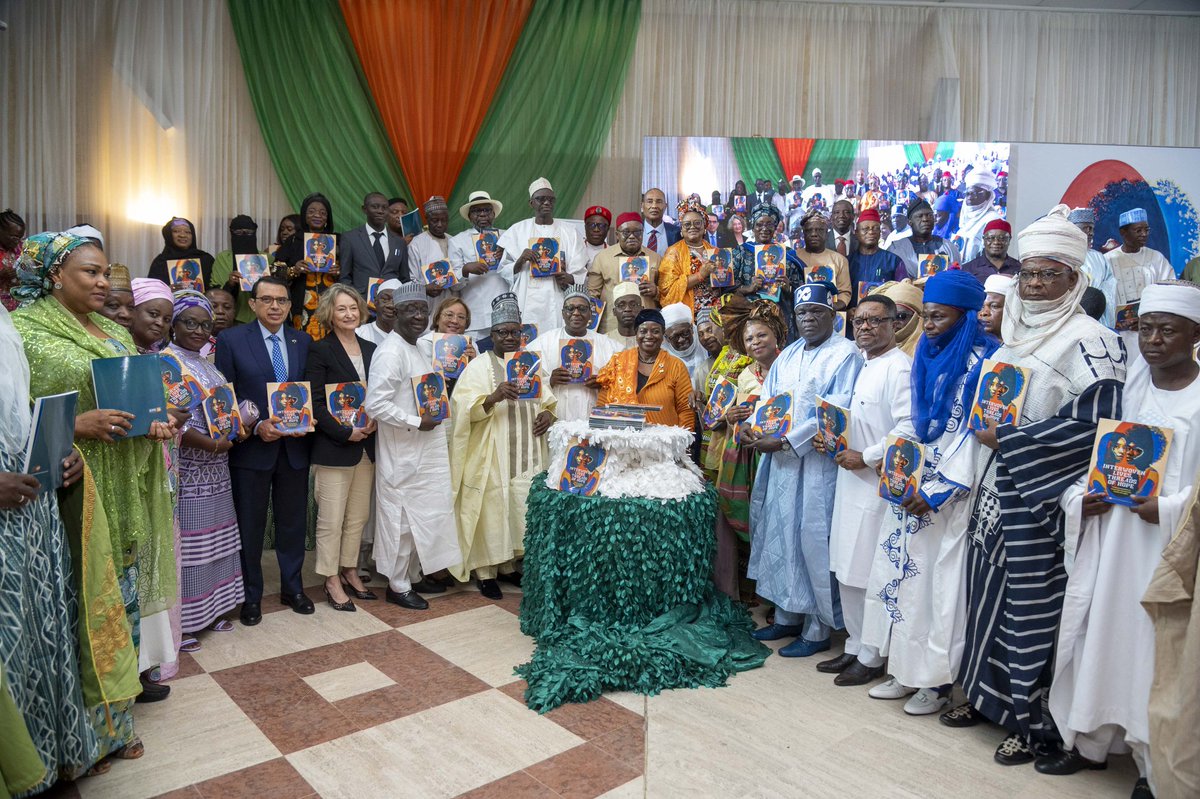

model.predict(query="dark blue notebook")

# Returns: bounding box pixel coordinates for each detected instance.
[91,354,169,438]
[23,391,79,492]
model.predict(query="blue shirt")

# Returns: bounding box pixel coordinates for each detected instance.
[258,321,289,376]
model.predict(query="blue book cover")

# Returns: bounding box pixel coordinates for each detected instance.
[91,354,168,438]
[23,391,79,493]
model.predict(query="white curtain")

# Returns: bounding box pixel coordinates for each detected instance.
[577,0,1200,218]
[0,0,290,275]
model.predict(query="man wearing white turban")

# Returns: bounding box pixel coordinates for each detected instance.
[660,302,710,386]
[947,205,1128,766]
[1046,281,1200,796]
[1068,208,1118,329]
[954,164,1003,263]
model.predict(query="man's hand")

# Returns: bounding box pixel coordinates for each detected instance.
[554,273,574,290]
[425,283,444,297]
[488,381,521,407]
[639,278,657,299]
[834,448,867,470]
[417,414,442,431]
[548,367,572,387]
[257,419,284,442]
[1082,492,1113,518]
[901,493,931,516]
[532,411,553,436]
[463,261,490,277]
[753,435,784,453]
[1131,495,1160,524]
[973,418,1000,450]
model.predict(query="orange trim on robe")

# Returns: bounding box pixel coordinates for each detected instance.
[595,348,695,431]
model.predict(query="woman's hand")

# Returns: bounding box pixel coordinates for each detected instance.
[348,427,369,442]
[725,404,753,425]
[147,420,174,441]
[76,409,134,442]
[0,472,40,509]
[62,449,83,487]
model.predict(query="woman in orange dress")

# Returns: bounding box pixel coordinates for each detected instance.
[595,308,695,430]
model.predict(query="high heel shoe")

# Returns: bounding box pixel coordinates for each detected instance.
[324,586,356,612]
[340,575,378,601]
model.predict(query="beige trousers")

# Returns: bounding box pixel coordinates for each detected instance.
[313,455,375,577]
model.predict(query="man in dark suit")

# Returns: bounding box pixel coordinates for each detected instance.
[338,191,409,296]
[826,199,859,257]
[215,276,315,625]
[640,187,680,256]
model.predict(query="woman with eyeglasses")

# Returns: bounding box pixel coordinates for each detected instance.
[658,201,728,318]
[163,290,245,642]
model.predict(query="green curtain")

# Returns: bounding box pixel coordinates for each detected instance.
[227,0,411,222]
[934,141,957,161]
[730,137,785,191]
[447,0,641,233]
[804,139,859,182]
[903,143,926,166]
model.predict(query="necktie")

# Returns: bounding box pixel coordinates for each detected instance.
[268,334,287,382]
[837,236,848,256]
[372,231,385,267]
[647,229,659,253]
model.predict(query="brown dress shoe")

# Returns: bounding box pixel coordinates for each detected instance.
[834,661,886,686]
[815,652,858,673]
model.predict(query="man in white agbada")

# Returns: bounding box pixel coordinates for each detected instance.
[449,293,556,600]
[817,293,912,687]
[355,278,401,346]
[1104,207,1175,352]
[526,286,616,422]
[661,302,711,391]
[447,191,509,340]
[496,178,586,335]
[954,164,1003,263]
[408,196,454,299]
[1068,208,1117,330]
[1045,282,1200,794]
[363,281,462,610]
[746,282,863,657]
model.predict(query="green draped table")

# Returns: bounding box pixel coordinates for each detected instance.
[516,475,770,712]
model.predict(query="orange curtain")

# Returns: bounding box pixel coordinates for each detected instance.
[919,141,939,162]
[773,138,816,184]
[340,0,534,207]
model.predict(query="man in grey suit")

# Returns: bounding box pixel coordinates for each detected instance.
[339,191,410,295]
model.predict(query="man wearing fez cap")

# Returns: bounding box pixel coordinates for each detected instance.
[1067,207,1117,329]
[586,211,660,333]
[746,280,863,658]
[1104,206,1175,351]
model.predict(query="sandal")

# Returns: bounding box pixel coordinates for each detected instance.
[84,760,113,777]
[180,637,201,653]
[114,738,145,760]
[210,619,234,632]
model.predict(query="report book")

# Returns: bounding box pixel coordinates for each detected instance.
[325,381,367,429]
[411,372,450,422]
[1087,419,1173,507]
[400,210,423,237]
[423,259,458,288]
[202,383,242,440]
[702,376,737,430]
[750,392,792,439]
[235,254,269,291]
[22,391,78,492]
[504,351,542,400]
[754,244,785,301]
[167,258,204,291]
[619,256,649,283]
[431,333,470,379]
[559,338,593,383]
[559,437,607,496]
[529,237,563,277]
[266,381,315,433]
[91,354,168,438]
[303,233,337,273]
[709,248,735,288]
[588,298,604,331]
[474,230,501,270]
[878,434,926,505]
[160,351,202,411]
[968,359,1030,430]
[815,396,850,458]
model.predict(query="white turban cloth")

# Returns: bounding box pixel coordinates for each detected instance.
[660,302,693,329]
[1140,282,1200,325]
[1017,203,1087,271]
[528,177,553,197]
[984,274,1015,295]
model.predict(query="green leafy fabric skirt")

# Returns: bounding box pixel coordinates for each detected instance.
[516,475,769,712]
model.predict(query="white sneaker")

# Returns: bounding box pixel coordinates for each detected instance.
[903,687,951,715]
[868,677,917,700]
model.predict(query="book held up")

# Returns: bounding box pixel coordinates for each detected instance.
[504,351,542,400]
[203,383,242,440]
[235,254,269,291]
[1087,419,1173,507]
[878,434,925,505]
[325,382,367,429]
[303,233,337,273]
[968,360,1030,430]
[431,333,470,379]
[91,354,168,438]
[529,238,563,277]
[167,258,204,292]
[559,338,593,384]
[23,392,79,493]
[266,381,315,433]
[411,372,451,422]
[815,396,850,459]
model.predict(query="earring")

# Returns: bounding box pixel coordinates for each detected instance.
[54,282,63,289]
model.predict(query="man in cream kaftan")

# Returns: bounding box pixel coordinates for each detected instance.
[526,288,616,423]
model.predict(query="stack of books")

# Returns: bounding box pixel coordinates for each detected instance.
[588,404,662,431]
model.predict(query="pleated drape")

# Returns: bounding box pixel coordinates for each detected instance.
[919,141,939,162]
[804,139,860,186]
[339,0,534,207]
[773,138,816,185]
[226,0,410,220]
[447,0,641,233]
[730,138,784,191]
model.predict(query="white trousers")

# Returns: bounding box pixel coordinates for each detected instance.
[839,582,884,667]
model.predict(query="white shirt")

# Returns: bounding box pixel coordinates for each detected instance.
[496,218,587,335]
[447,226,510,337]
[355,321,390,346]
[642,221,669,256]
[408,231,451,284]
[527,326,618,422]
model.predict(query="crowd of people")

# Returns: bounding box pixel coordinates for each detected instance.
[0,166,1197,799]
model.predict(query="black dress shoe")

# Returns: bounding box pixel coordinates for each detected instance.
[815,652,857,673]
[478,578,503,600]
[1130,777,1153,799]
[994,733,1035,766]
[240,602,262,626]
[497,571,522,587]
[834,661,886,686]
[411,578,447,594]
[386,587,429,610]
[1034,748,1107,776]
[324,586,356,612]
[939,702,983,728]
[136,674,170,703]
[281,592,315,615]
[340,576,378,600]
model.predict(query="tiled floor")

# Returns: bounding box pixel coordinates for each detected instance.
[42,555,1140,799]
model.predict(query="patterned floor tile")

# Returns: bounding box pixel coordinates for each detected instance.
[189,757,316,799]
[302,662,394,703]
[590,724,645,771]
[398,605,534,687]
[498,680,643,741]
[287,689,582,799]
[453,770,559,798]
[524,743,642,799]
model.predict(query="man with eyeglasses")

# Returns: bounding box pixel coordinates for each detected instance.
[1104,207,1175,353]
[817,292,912,687]
[497,177,587,335]
[525,286,618,422]
[215,275,314,626]
[960,219,1020,283]
[949,205,1126,767]
[582,205,611,270]
[585,211,660,332]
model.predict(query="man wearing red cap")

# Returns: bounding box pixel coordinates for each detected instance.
[848,209,906,306]
[585,211,660,332]
[960,219,1020,283]
[582,205,611,270]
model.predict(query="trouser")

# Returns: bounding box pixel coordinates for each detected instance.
[231,458,308,603]
[475,560,517,580]
[1075,725,1149,780]
[378,526,423,593]
[774,608,831,642]
[838,583,884,668]
[313,456,375,577]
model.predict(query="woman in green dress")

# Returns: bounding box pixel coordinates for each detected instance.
[12,232,176,766]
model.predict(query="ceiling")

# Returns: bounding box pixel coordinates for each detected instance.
[795,0,1200,14]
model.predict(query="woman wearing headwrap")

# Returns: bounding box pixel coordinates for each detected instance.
[148,217,217,292]
[657,201,727,317]
[13,232,176,766]
[163,290,245,638]
[711,299,786,601]
[273,193,339,338]
[950,205,1125,766]
[99,263,135,329]
[731,203,805,340]
[0,260,98,790]
[697,297,752,480]
[860,269,998,718]
[210,214,262,325]
[595,308,695,430]
[0,209,27,311]
[875,280,924,356]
